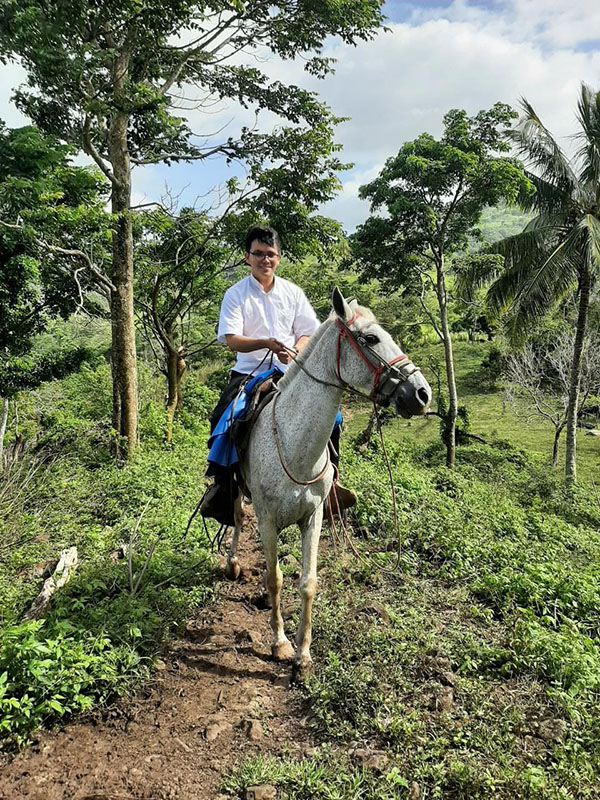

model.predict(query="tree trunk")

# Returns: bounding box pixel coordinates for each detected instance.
[436,256,458,468]
[564,265,590,487]
[108,59,138,458]
[165,346,186,443]
[552,422,565,468]
[176,354,186,411]
[0,396,8,471]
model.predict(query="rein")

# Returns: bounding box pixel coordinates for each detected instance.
[273,312,409,573]
[271,391,331,486]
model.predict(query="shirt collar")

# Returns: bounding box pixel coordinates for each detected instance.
[249,272,277,295]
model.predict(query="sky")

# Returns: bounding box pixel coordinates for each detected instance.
[1,0,600,233]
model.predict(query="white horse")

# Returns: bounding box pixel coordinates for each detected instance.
[226,288,432,680]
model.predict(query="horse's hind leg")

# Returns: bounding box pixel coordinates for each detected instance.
[293,505,323,682]
[225,494,244,580]
[260,518,294,662]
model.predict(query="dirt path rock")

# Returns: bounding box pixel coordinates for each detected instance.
[0,513,315,800]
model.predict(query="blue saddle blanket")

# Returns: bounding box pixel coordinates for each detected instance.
[207,368,282,473]
[207,367,342,474]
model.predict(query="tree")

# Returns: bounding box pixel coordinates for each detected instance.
[505,331,600,467]
[486,84,600,485]
[354,104,529,467]
[0,0,385,456]
[0,125,107,465]
[135,207,229,442]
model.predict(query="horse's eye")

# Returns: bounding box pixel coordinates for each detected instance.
[365,334,380,345]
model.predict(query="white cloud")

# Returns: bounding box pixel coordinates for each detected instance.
[408,0,600,50]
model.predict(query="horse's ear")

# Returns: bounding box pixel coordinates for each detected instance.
[332,286,353,322]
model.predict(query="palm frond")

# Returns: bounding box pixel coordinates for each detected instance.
[581,213,600,277]
[502,224,583,333]
[510,98,577,195]
[519,171,574,215]
[486,226,550,314]
[575,83,600,187]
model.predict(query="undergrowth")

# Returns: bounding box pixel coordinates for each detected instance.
[227,433,600,799]
[0,363,218,749]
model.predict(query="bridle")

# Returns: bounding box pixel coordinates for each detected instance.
[272,311,421,486]
[335,312,420,402]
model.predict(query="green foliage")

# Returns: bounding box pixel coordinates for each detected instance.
[0,124,109,399]
[0,620,139,749]
[477,345,506,390]
[0,361,218,749]
[0,346,96,397]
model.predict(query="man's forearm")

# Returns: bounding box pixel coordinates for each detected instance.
[225,334,269,353]
[225,334,287,354]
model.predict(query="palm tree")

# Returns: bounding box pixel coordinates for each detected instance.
[486,83,600,486]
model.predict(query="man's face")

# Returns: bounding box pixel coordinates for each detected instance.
[245,239,281,285]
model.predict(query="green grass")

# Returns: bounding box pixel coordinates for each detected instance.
[0,363,219,749]
[345,340,600,485]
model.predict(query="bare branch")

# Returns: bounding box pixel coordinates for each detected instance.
[83,114,117,185]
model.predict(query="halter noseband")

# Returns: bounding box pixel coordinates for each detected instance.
[335,312,416,400]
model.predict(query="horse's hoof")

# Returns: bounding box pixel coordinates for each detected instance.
[271,641,295,662]
[225,557,241,581]
[291,657,314,683]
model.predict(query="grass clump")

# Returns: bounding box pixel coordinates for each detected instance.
[0,362,218,749]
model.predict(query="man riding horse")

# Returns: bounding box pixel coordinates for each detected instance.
[200,225,356,523]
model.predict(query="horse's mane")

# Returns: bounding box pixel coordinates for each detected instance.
[278,318,333,390]
[278,302,376,390]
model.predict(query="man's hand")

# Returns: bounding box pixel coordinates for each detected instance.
[224,334,292,364]
[266,337,290,364]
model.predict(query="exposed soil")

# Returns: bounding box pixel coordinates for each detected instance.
[0,512,316,800]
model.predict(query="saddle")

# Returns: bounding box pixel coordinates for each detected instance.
[230,376,278,486]
[200,374,278,527]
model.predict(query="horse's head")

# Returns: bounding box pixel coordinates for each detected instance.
[332,287,432,418]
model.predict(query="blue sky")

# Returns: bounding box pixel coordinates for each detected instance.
[2,0,600,231]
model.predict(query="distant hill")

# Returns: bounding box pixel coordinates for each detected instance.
[479,202,532,243]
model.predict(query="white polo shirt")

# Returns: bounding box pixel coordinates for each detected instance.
[217,274,320,374]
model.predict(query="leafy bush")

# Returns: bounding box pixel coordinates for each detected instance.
[0,361,217,749]
[0,620,139,749]
[477,345,506,390]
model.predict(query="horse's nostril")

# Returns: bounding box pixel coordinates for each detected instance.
[417,387,430,407]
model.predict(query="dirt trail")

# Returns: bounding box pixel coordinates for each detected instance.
[0,513,316,800]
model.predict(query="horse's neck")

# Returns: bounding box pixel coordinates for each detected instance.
[275,324,342,465]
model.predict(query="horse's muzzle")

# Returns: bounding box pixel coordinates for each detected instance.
[384,372,432,418]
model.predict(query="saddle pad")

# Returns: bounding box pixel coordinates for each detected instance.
[207,367,283,473]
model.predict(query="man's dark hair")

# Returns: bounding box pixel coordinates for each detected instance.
[245,225,281,254]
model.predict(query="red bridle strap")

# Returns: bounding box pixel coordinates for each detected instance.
[335,317,410,398]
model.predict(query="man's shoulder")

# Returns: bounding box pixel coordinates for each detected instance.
[223,276,251,300]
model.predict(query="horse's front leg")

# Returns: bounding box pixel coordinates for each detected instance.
[293,505,323,682]
[260,518,294,662]
[225,493,244,580]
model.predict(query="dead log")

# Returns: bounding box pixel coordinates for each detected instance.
[23,546,78,620]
